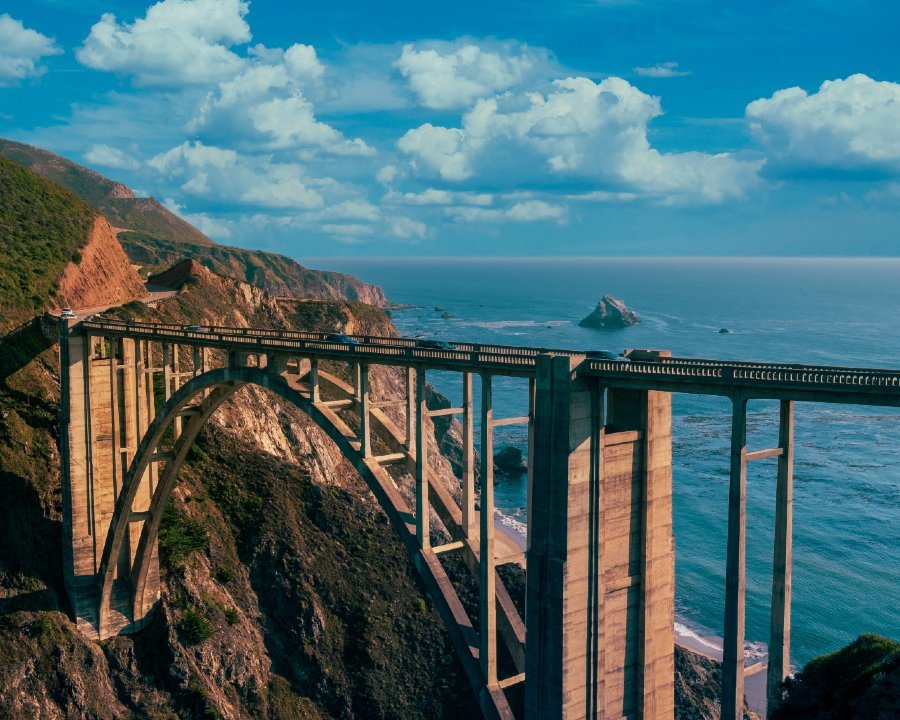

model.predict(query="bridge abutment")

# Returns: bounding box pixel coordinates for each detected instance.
[525,353,674,720]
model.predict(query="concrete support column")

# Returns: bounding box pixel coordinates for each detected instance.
[722,396,748,720]
[359,363,371,458]
[479,373,497,686]
[354,362,363,402]
[462,372,476,539]
[309,357,320,403]
[526,376,535,553]
[767,400,794,716]
[525,354,674,720]
[415,366,429,549]
[405,366,415,450]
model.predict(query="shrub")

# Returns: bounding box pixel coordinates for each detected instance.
[179,609,214,645]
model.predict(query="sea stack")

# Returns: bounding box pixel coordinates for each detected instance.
[579,295,641,329]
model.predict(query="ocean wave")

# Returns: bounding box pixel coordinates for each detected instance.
[462,320,571,330]
[494,507,527,542]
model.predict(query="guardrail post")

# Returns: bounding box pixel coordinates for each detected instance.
[480,372,497,686]
[722,395,748,720]
[415,366,429,549]
[359,363,371,458]
[462,372,476,539]
[767,399,794,716]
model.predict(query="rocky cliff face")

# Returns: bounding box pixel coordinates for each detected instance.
[55,216,146,311]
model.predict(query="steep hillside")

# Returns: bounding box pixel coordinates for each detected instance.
[0,156,144,331]
[124,232,389,306]
[1,138,389,307]
[0,139,212,247]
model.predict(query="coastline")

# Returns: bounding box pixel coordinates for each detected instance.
[495,511,768,716]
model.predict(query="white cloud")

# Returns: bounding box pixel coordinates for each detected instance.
[385,188,493,207]
[376,164,400,185]
[163,197,233,238]
[396,41,546,109]
[322,223,373,236]
[446,200,567,223]
[747,74,900,174]
[0,14,61,86]
[399,76,761,203]
[633,61,691,78]
[190,54,373,156]
[77,0,250,87]
[389,216,427,240]
[149,141,324,210]
[84,144,140,170]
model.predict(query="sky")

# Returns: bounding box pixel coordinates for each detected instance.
[0,0,899,258]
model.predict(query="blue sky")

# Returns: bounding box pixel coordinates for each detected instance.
[1,0,899,258]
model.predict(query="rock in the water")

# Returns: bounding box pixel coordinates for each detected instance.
[579,295,641,329]
[718,327,731,334]
[441,311,453,319]
[494,446,527,475]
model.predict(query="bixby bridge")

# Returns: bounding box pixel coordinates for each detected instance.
[57,318,900,720]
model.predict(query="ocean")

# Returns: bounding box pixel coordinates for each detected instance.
[311,257,900,667]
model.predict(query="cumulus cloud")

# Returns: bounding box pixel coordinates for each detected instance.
[399,76,762,203]
[0,14,61,85]
[396,41,547,109]
[746,74,900,174]
[633,61,690,78]
[149,141,324,210]
[84,144,140,170]
[446,200,567,223]
[77,0,251,86]
[389,216,427,240]
[190,49,373,155]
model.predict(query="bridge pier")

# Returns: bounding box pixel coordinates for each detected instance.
[525,353,675,720]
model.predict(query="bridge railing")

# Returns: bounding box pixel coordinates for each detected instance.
[586,358,900,393]
[79,319,900,397]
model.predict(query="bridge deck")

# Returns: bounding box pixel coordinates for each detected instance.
[78,319,900,406]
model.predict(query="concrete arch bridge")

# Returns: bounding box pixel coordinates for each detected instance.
[58,319,900,720]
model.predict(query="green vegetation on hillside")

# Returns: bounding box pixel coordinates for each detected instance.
[0,156,95,329]
[0,139,212,247]
[772,633,900,719]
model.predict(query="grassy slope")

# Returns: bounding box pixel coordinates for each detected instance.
[0,156,95,327]
[0,138,212,247]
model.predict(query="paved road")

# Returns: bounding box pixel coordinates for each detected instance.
[55,287,179,325]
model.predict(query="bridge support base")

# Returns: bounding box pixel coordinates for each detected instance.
[525,353,675,720]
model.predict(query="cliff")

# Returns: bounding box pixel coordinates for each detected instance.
[54,216,146,311]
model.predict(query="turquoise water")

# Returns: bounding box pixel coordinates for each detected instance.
[312,257,900,665]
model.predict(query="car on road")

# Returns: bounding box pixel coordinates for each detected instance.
[186,325,205,332]
[60,308,76,319]
[585,350,629,362]
[417,339,457,351]
[325,333,360,345]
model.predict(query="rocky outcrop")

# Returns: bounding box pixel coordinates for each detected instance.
[494,446,527,475]
[579,295,641,329]
[675,646,760,720]
[55,216,146,310]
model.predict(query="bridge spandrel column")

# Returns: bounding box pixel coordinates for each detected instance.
[525,354,674,720]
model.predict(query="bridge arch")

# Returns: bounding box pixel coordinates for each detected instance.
[96,363,409,639]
